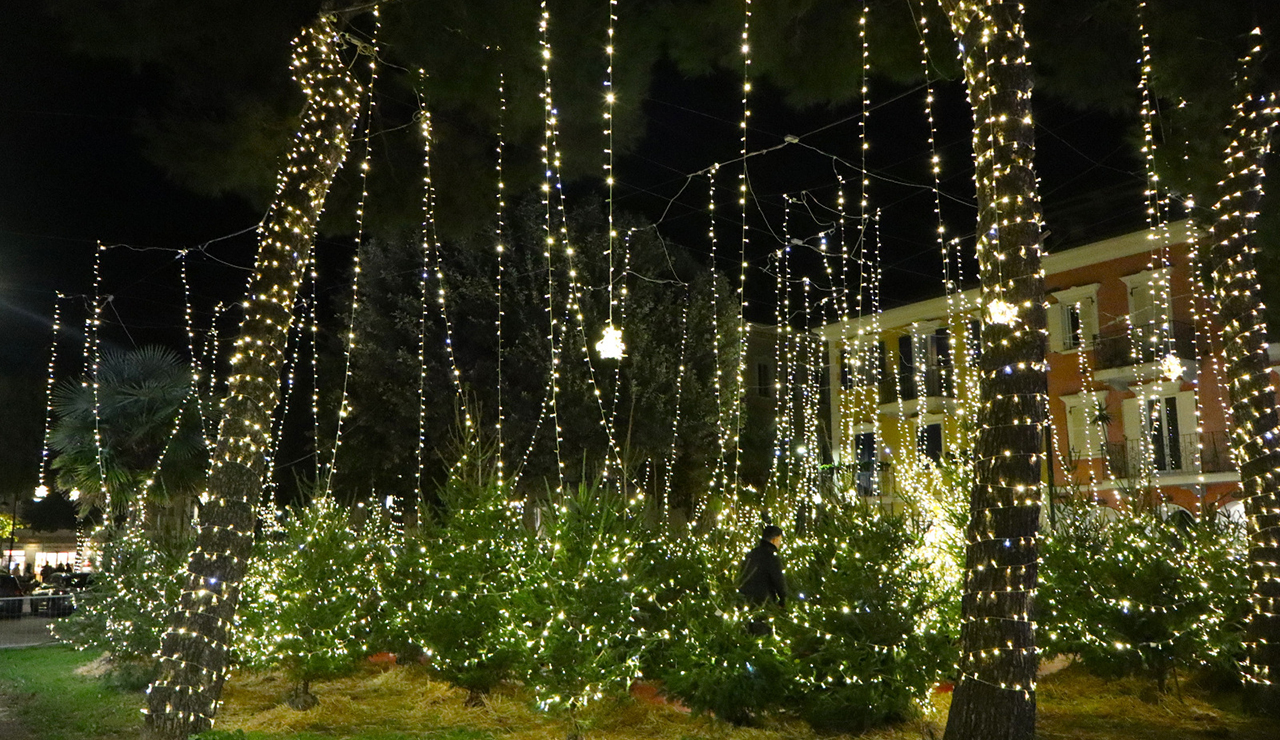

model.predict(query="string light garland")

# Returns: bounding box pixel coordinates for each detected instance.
[35,295,64,509]
[539,1,567,495]
[324,9,382,497]
[146,13,365,735]
[598,0,624,364]
[494,71,508,490]
[729,0,753,496]
[1202,32,1280,696]
[938,1,1049,733]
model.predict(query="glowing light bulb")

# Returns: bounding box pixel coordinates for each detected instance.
[987,298,1019,326]
[595,325,626,360]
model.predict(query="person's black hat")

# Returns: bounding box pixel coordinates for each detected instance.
[762,524,783,541]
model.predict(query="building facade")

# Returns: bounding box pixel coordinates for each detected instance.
[818,222,1276,517]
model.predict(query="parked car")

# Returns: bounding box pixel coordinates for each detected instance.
[0,574,23,618]
[30,573,94,618]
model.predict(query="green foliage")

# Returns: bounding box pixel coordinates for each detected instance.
[49,345,209,542]
[53,523,192,665]
[236,496,397,686]
[784,503,957,732]
[1039,505,1251,688]
[649,501,957,729]
[650,532,795,725]
[400,475,538,697]
[525,484,648,712]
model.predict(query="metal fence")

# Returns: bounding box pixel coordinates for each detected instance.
[0,595,74,648]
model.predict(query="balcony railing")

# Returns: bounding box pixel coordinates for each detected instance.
[877,366,953,404]
[1093,320,1195,370]
[1096,430,1235,479]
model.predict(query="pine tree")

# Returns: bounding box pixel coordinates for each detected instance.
[237,496,395,709]
[145,12,363,736]
[406,474,539,705]
[937,1,1047,738]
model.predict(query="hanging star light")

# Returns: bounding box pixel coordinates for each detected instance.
[595,324,625,360]
[987,298,1020,326]
[1160,352,1184,381]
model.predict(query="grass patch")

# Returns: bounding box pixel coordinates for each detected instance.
[1035,664,1275,740]
[0,646,142,740]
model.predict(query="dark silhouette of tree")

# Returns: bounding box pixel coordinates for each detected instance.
[335,201,740,520]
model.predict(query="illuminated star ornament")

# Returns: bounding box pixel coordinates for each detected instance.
[1159,352,1184,381]
[595,324,625,360]
[987,298,1019,326]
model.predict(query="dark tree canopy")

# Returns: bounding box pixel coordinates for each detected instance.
[331,200,741,515]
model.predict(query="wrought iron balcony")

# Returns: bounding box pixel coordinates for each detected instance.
[1096,430,1235,480]
[1093,320,1195,371]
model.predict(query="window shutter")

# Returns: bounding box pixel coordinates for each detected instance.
[1081,297,1100,347]
[1047,303,1063,352]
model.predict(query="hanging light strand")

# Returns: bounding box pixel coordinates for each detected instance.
[36,295,64,500]
[324,9,382,495]
[494,70,508,489]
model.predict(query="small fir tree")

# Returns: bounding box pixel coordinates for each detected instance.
[236,496,395,709]
[54,521,192,667]
[526,484,648,724]
[1039,505,1250,690]
[405,474,539,705]
[783,502,958,732]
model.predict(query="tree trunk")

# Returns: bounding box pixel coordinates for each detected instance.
[1205,90,1280,715]
[939,2,1045,739]
[145,15,362,738]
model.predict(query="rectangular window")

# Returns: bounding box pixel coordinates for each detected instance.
[898,334,916,400]
[757,362,773,398]
[854,432,876,495]
[1146,396,1182,471]
[1064,304,1083,350]
[919,423,943,462]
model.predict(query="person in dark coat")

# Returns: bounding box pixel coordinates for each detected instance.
[739,524,786,608]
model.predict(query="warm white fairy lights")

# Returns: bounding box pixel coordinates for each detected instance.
[36,295,64,508]
[323,10,381,498]
[598,0,625,368]
[494,71,508,489]
[147,13,364,735]
[728,0,753,495]
[662,298,691,516]
[699,166,724,524]
[1202,34,1280,691]
[537,2,629,490]
[87,243,110,519]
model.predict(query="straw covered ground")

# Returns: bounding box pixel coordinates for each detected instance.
[2,646,1276,740]
[215,660,1279,740]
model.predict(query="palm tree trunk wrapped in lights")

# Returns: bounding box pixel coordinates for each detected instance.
[938,2,1047,739]
[1205,81,1280,713]
[145,13,363,738]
